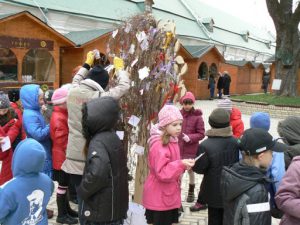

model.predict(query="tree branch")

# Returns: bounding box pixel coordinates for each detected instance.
[292,2,300,24]
[266,0,283,27]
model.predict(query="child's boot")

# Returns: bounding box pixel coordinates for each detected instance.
[65,195,79,218]
[186,184,195,203]
[56,194,78,224]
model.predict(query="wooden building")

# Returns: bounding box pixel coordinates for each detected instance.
[0,11,74,90]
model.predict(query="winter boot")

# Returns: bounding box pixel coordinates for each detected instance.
[56,194,78,224]
[186,184,195,203]
[66,195,79,218]
[190,202,208,212]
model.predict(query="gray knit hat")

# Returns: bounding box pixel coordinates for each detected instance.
[209,108,230,128]
[217,98,233,111]
[0,91,10,109]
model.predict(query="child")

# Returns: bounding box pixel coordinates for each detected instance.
[8,89,26,146]
[221,128,287,225]
[0,138,54,225]
[50,88,78,224]
[218,98,244,138]
[20,84,52,178]
[178,91,205,203]
[277,116,300,169]
[77,96,129,225]
[0,91,22,185]
[143,105,195,225]
[250,112,285,218]
[193,108,239,225]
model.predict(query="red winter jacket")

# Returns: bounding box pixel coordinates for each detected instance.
[179,108,205,159]
[0,118,21,185]
[10,102,26,140]
[50,106,68,170]
[230,107,244,138]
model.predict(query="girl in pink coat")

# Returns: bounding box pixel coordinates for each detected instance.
[143,105,195,225]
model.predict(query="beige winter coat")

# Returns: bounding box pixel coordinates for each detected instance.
[62,67,130,175]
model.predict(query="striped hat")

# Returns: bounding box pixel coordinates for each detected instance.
[217,98,232,111]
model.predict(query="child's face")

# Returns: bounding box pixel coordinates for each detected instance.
[258,150,273,169]
[165,120,182,137]
[38,94,45,107]
[0,108,8,116]
[182,102,194,111]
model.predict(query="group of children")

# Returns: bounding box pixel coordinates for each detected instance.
[1,50,300,225]
[142,93,300,225]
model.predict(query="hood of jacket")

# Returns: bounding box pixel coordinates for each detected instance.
[12,138,46,176]
[277,116,300,145]
[82,96,120,137]
[230,107,242,120]
[222,162,269,201]
[180,108,202,118]
[205,126,232,137]
[20,84,40,110]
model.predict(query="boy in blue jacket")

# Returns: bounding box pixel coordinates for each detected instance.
[0,138,54,225]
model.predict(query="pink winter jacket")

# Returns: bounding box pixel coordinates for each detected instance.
[143,124,186,211]
[275,156,300,225]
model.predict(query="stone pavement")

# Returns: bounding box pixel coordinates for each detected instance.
[48,99,281,224]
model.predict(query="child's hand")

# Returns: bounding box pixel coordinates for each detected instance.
[182,159,195,170]
[41,105,47,112]
[182,133,190,142]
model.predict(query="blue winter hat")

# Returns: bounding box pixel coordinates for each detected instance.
[250,112,270,131]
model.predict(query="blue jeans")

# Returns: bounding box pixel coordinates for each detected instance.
[210,86,215,98]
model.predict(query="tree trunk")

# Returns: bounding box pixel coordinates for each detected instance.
[274,25,300,96]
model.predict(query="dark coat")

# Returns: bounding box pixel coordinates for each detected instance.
[192,126,239,208]
[77,96,128,223]
[208,75,216,89]
[217,76,224,90]
[223,73,231,90]
[179,108,205,158]
[221,162,271,225]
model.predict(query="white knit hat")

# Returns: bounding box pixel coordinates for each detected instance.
[217,98,232,111]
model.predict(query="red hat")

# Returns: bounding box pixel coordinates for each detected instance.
[180,91,195,104]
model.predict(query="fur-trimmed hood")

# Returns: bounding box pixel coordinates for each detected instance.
[205,126,232,137]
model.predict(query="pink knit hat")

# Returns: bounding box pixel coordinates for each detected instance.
[158,104,183,128]
[180,91,195,104]
[51,88,68,105]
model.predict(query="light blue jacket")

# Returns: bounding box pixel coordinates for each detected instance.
[0,138,54,225]
[20,84,52,177]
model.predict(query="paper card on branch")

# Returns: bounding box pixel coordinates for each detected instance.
[131,143,145,156]
[138,67,150,80]
[140,39,149,51]
[105,65,114,73]
[1,136,11,152]
[0,161,2,173]
[112,29,119,38]
[124,23,132,33]
[136,31,147,43]
[140,89,144,95]
[131,81,135,87]
[272,79,282,90]
[129,44,135,54]
[131,58,138,67]
[128,115,141,127]
[116,131,124,140]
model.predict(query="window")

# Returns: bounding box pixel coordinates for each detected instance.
[198,62,208,80]
[22,49,55,82]
[0,48,18,81]
[209,63,218,77]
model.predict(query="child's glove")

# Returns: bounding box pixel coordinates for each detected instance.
[182,133,190,143]
[85,51,95,67]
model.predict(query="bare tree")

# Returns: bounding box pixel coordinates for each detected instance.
[266,0,300,96]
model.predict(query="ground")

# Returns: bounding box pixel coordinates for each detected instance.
[48,99,281,225]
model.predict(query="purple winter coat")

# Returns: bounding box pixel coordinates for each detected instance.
[179,108,205,159]
[275,156,300,225]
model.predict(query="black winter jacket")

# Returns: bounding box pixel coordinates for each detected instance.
[192,126,239,208]
[221,162,271,225]
[77,96,129,223]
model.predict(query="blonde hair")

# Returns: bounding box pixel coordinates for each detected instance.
[160,128,171,145]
